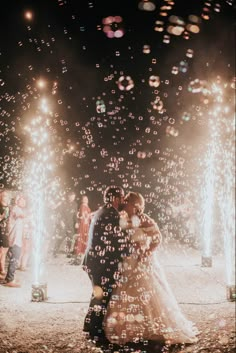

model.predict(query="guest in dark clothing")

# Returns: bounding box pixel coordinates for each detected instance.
[82,186,128,344]
[53,191,78,258]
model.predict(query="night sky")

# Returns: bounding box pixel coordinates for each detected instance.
[0,0,235,216]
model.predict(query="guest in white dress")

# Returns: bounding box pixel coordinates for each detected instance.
[104,191,199,346]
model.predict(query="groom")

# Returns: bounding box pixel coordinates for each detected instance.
[82,186,127,344]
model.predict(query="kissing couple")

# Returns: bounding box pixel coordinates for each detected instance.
[82,186,199,348]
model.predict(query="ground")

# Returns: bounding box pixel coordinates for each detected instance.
[0,244,235,353]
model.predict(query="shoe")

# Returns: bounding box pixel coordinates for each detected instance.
[18,267,27,271]
[95,336,110,348]
[3,280,21,288]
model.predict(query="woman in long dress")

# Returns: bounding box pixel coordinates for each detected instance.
[72,195,91,264]
[104,191,199,346]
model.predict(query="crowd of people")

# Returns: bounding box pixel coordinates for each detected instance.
[0,189,92,287]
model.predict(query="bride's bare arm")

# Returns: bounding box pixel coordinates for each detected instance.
[140,214,162,255]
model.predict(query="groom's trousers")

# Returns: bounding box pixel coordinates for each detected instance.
[83,274,114,341]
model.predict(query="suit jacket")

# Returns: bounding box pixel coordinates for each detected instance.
[83,205,128,287]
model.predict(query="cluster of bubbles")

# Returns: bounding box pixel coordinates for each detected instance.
[188,79,209,94]
[166,125,179,137]
[0,3,235,352]
[0,1,234,220]
[151,0,224,44]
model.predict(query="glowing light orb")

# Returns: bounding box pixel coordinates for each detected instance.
[37,79,47,89]
[25,11,33,20]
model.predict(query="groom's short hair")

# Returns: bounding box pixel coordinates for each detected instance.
[103,186,124,204]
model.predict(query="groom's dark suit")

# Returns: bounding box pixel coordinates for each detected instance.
[82,204,128,341]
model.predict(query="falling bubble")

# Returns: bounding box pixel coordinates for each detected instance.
[186,24,200,34]
[143,44,151,54]
[148,75,160,87]
[186,48,194,58]
[138,1,156,11]
[117,76,134,91]
[154,20,164,32]
[171,66,179,75]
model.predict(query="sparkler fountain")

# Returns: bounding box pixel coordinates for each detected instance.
[220,113,235,301]
[24,98,54,301]
[200,79,235,300]
[201,119,219,267]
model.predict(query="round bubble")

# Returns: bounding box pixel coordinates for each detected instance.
[117,76,134,91]
[138,1,156,11]
[149,75,160,87]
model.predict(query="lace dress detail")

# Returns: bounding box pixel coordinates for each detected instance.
[104,213,199,345]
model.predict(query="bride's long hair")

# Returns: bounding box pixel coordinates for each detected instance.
[124,191,145,216]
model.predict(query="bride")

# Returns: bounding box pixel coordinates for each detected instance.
[104,191,199,346]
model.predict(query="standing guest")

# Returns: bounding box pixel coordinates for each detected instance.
[71,195,91,265]
[0,190,11,279]
[3,194,26,287]
[53,191,78,258]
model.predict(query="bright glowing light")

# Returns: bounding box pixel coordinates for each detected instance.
[40,98,49,113]
[37,79,47,89]
[200,78,235,284]
[220,132,235,285]
[23,109,54,286]
[25,11,33,20]
[32,166,45,285]
[201,126,218,257]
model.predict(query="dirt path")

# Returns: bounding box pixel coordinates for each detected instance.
[0,246,235,353]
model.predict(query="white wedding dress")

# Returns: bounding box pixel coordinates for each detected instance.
[104,214,199,346]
